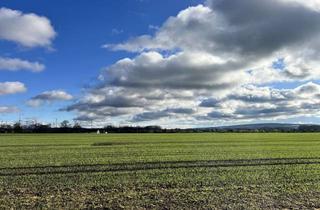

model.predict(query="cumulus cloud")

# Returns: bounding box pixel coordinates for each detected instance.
[132,108,195,122]
[0,7,56,47]
[67,0,320,126]
[27,90,73,107]
[0,82,26,95]
[110,0,320,55]
[0,57,45,72]
[104,0,320,84]
[100,51,247,90]
[200,82,320,121]
[65,86,199,123]
[0,106,19,114]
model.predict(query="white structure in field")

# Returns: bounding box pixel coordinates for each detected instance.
[97,130,100,134]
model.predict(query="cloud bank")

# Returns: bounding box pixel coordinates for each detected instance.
[67,0,320,127]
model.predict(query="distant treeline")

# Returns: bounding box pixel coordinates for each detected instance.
[1,121,320,133]
[0,123,169,133]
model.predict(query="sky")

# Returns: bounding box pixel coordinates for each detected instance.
[1,0,320,128]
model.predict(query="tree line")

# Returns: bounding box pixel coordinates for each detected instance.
[1,121,320,133]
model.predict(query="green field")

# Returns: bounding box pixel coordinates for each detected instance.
[1,133,320,209]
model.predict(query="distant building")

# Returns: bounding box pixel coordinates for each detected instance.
[97,130,100,134]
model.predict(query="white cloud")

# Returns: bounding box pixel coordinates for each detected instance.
[100,51,246,90]
[103,5,212,52]
[0,106,19,114]
[27,90,73,107]
[0,57,45,72]
[0,82,26,95]
[280,0,320,11]
[0,7,56,47]
[104,1,320,84]
[68,0,320,127]
[200,82,320,121]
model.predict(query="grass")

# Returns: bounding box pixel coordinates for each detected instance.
[1,133,320,209]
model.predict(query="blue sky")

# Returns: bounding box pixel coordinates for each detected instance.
[0,0,202,124]
[1,0,320,127]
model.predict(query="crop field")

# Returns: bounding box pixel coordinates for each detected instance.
[1,133,320,209]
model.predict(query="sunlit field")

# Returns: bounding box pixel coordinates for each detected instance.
[1,133,320,209]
